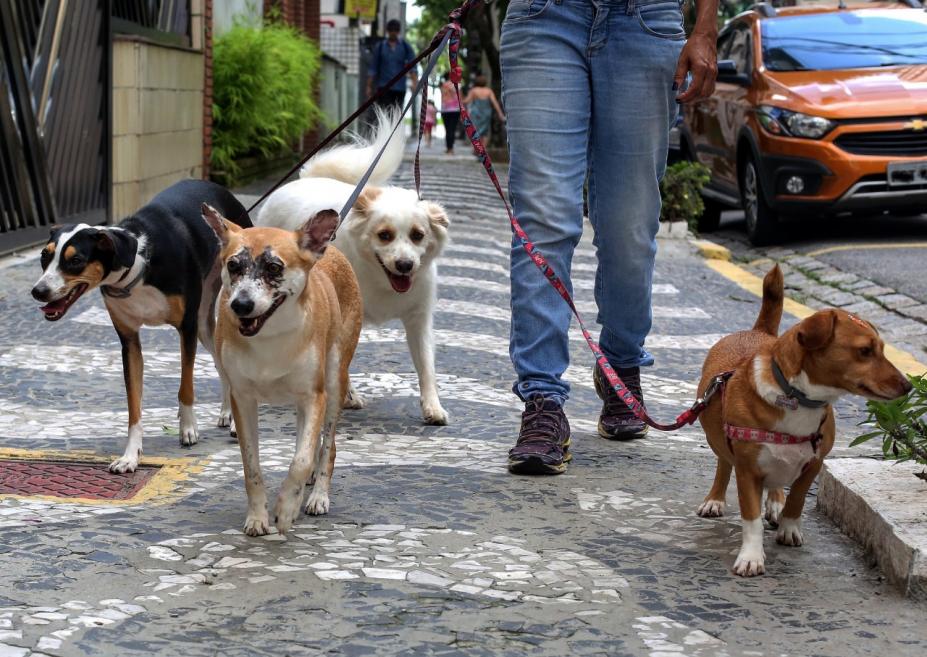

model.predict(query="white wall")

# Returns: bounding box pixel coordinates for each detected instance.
[214,0,262,36]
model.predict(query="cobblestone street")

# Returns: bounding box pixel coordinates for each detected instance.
[1,153,926,656]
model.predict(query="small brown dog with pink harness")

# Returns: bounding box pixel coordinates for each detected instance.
[695,265,911,577]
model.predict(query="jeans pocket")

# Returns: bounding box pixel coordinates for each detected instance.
[636,2,686,40]
[505,0,554,23]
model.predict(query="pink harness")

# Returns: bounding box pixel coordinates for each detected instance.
[723,423,821,447]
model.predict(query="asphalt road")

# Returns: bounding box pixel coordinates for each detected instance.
[713,210,927,303]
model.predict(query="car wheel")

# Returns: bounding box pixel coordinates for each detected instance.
[740,154,779,246]
[696,197,723,233]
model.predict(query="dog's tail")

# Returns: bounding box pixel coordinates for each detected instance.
[753,264,784,336]
[299,106,406,185]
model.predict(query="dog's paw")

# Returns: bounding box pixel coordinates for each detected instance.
[422,401,449,426]
[179,404,199,446]
[764,499,783,528]
[732,550,766,577]
[217,410,232,428]
[343,388,366,410]
[776,517,803,547]
[273,487,303,535]
[109,453,140,474]
[696,499,725,518]
[243,510,270,537]
[229,418,237,438]
[305,490,330,516]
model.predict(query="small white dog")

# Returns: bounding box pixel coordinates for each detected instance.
[257,109,451,425]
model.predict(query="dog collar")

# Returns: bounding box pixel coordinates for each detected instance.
[101,265,145,299]
[724,423,821,447]
[771,360,828,410]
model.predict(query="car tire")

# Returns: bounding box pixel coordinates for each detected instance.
[696,197,723,233]
[740,153,779,246]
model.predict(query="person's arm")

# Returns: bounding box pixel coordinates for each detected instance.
[490,91,506,122]
[406,41,419,89]
[461,89,474,106]
[674,0,719,103]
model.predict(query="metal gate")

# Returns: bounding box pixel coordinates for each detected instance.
[0,0,111,255]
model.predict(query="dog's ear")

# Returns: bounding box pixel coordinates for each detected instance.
[298,210,339,256]
[797,310,837,351]
[420,200,449,229]
[201,203,241,247]
[95,228,138,270]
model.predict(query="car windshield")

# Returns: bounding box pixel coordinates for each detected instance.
[761,10,927,71]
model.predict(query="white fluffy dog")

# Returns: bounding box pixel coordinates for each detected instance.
[257,110,450,425]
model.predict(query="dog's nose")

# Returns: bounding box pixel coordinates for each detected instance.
[230,296,254,317]
[900,376,913,395]
[31,284,50,302]
[395,259,413,274]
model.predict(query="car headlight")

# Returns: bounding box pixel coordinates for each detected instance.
[757,106,835,139]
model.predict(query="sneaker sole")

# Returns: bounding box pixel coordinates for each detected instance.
[507,439,572,475]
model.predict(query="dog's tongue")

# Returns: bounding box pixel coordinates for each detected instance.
[388,273,412,293]
[41,298,69,315]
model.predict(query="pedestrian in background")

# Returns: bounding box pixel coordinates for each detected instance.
[440,72,461,155]
[462,74,505,151]
[367,19,418,111]
[424,99,437,147]
[502,0,719,475]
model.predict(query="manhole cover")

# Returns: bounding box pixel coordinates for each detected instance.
[0,459,159,500]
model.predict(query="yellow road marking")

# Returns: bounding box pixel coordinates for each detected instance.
[0,447,205,506]
[703,258,927,376]
[691,239,732,261]
[806,242,927,258]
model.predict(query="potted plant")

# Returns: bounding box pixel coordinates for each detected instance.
[658,161,711,239]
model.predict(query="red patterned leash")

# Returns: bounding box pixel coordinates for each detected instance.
[431,6,726,431]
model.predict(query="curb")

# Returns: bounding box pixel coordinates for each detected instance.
[818,459,927,600]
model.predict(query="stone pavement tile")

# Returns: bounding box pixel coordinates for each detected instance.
[876,294,921,309]
[856,285,895,298]
[0,157,924,656]
[902,304,927,322]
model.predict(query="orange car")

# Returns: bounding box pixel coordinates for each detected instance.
[677,1,927,245]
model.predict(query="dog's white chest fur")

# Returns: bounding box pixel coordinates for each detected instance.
[104,283,172,330]
[223,338,319,404]
[751,355,829,488]
[757,443,817,489]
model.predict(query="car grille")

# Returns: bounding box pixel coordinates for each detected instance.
[835,129,927,157]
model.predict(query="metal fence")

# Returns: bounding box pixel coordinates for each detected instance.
[0,0,112,255]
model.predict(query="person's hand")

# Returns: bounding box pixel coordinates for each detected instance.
[674,31,718,103]
[366,81,374,99]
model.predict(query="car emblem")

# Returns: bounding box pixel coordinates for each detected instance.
[905,119,926,132]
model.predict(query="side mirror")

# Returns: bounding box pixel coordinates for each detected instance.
[717,59,751,86]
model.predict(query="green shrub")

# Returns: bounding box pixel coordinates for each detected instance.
[211,18,323,182]
[851,374,927,480]
[660,161,711,227]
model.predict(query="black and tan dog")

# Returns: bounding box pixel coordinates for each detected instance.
[30,179,251,472]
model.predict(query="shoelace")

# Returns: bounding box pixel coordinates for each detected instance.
[518,404,566,446]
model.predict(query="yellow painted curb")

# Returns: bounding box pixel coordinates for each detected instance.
[704,258,927,377]
[691,239,731,261]
[0,447,205,507]
[806,242,927,258]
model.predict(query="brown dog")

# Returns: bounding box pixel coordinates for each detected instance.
[696,265,911,576]
[203,205,362,536]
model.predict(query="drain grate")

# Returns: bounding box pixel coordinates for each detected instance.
[0,459,159,500]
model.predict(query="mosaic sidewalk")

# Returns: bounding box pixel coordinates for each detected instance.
[0,156,924,656]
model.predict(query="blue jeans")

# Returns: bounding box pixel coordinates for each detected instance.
[502,0,684,405]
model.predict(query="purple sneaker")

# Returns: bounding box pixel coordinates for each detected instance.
[507,396,572,475]
[593,365,648,440]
